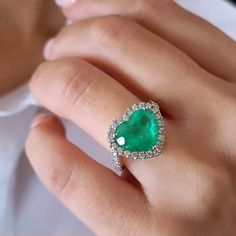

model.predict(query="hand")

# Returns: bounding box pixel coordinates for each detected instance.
[26,1,236,235]
[0,0,63,96]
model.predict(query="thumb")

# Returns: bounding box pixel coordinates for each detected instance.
[25,114,149,235]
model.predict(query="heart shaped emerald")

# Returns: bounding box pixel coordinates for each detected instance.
[115,109,159,151]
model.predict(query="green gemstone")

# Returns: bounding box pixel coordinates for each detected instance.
[115,109,159,151]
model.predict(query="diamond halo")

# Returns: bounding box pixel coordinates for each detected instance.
[107,101,166,172]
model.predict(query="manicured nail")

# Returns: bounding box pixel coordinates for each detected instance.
[65,19,73,26]
[31,114,52,129]
[55,0,76,7]
[43,38,54,60]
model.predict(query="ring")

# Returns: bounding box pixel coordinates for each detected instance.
[107,101,166,172]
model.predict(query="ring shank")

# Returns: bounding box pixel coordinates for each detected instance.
[112,155,124,172]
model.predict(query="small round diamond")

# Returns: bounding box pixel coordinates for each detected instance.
[124,150,131,157]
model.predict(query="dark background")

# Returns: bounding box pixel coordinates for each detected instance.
[228,0,236,4]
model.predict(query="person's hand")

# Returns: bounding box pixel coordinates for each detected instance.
[0,1,63,96]
[26,1,236,235]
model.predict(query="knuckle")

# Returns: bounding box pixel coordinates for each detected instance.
[25,126,79,199]
[47,163,78,199]
[134,0,175,19]
[30,59,95,116]
[53,60,94,111]
[89,16,137,49]
[56,61,81,100]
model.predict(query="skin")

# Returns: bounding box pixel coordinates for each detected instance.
[0,0,64,96]
[25,0,236,235]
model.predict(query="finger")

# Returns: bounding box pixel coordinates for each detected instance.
[45,16,225,119]
[30,57,149,177]
[26,114,150,235]
[31,57,139,146]
[58,0,236,82]
[33,56,201,197]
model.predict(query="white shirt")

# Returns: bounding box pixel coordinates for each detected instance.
[0,1,236,235]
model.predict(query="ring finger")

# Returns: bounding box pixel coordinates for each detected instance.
[30,56,179,185]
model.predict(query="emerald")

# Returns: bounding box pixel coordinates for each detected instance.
[115,109,159,151]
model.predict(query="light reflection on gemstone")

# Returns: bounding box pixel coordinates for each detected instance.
[117,137,125,146]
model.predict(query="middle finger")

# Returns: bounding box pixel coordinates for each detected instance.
[45,16,212,119]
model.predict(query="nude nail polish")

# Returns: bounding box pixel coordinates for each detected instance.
[55,0,76,8]
[31,114,52,129]
[43,39,54,60]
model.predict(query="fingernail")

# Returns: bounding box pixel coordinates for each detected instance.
[65,19,73,26]
[55,0,76,7]
[43,38,54,60]
[31,114,52,129]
